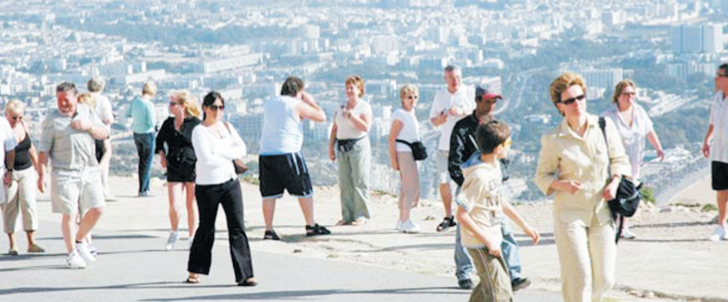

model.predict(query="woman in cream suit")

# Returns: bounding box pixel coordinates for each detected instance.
[535,72,631,302]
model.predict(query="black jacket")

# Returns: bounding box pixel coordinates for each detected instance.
[448,111,509,187]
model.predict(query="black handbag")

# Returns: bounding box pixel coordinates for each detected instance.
[598,117,642,243]
[396,139,428,161]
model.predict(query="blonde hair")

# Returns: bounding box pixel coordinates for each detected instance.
[142,81,157,96]
[171,90,201,118]
[5,99,25,115]
[611,79,636,104]
[549,72,587,116]
[399,84,419,100]
[345,75,365,97]
[77,93,96,109]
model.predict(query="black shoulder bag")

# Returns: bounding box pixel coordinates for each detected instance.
[599,117,642,243]
[395,139,428,161]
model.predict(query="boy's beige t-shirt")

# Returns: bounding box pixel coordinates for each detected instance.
[456,159,504,249]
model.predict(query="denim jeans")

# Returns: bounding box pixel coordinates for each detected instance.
[133,132,154,193]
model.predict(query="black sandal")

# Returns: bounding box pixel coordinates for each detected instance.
[263,230,281,241]
[305,224,331,237]
[436,216,457,232]
[238,277,258,287]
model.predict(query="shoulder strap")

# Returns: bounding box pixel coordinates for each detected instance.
[395,139,412,147]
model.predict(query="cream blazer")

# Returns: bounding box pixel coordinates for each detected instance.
[535,114,632,226]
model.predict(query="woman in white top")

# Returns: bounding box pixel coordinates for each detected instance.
[388,84,422,233]
[328,75,373,226]
[186,92,256,286]
[604,80,664,239]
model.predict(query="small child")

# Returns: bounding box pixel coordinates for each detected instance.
[455,120,540,302]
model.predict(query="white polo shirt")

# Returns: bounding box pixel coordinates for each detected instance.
[710,91,728,164]
[429,85,476,151]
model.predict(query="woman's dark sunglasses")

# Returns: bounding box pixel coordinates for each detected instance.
[560,94,585,105]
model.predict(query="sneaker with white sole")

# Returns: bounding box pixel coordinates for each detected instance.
[395,221,402,231]
[165,231,179,251]
[67,251,87,269]
[75,242,96,263]
[621,227,637,240]
[400,220,421,233]
[88,244,97,257]
[709,226,727,242]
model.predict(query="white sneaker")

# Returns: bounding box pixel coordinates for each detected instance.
[621,227,637,240]
[88,244,97,257]
[400,220,421,234]
[75,242,96,263]
[709,226,727,242]
[165,231,179,251]
[395,221,403,231]
[67,251,87,269]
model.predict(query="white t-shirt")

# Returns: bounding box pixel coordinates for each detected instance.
[429,85,476,151]
[191,121,247,185]
[392,108,420,152]
[710,91,728,164]
[604,103,654,179]
[335,100,372,139]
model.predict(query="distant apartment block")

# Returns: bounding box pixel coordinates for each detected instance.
[194,54,263,74]
[670,23,724,54]
[574,68,624,90]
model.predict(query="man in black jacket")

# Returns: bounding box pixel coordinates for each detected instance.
[448,86,531,292]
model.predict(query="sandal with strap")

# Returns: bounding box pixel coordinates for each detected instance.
[238,277,258,287]
[263,230,281,241]
[436,216,457,232]
[186,274,200,284]
[305,224,331,237]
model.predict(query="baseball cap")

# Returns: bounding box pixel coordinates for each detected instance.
[476,86,502,100]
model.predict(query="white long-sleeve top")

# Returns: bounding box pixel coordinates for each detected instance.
[191,121,247,185]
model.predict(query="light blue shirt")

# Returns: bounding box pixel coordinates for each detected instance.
[259,95,304,155]
[125,96,156,134]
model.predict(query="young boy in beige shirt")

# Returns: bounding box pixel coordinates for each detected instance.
[456,120,540,302]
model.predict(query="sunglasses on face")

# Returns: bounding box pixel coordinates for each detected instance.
[11,116,22,120]
[621,92,636,97]
[169,102,179,106]
[717,72,728,78]
[407,95,418,100]
[501,138,512,148]
[560,94,586,105]
[208,105,225,111]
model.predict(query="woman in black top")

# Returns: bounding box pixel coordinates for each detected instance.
[155,90,201,251]
[2,100,44,255]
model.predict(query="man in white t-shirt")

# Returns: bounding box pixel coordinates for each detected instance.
[429,65,476,289]
[88,77,116,202]
[429,65,476,232]
[704,63,728,242]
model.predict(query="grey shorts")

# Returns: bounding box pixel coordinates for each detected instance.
[51,167,105,214]
[436,150,451,184]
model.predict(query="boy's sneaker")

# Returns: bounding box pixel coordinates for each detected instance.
[165,231,179,251]
[67,251,87,269]
[709,226,727,242]
[400,220,421,233]
[511,277,531,292]
[75,242,96,263]
[436,216,457,232]
[620,227,637,240]
[458,278,473,289]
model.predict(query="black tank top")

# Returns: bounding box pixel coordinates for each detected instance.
[14,133,32,171]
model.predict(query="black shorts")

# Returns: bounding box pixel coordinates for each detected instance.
[712,161,728,191]
[167,164,196,183]
[259,153,313,199]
